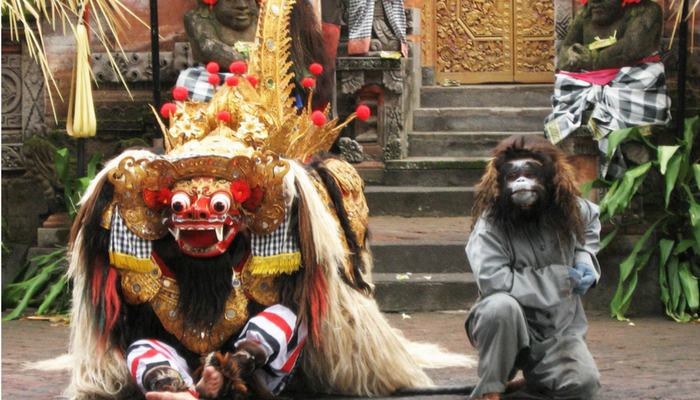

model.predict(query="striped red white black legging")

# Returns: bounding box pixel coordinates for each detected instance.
[126,304,307,396]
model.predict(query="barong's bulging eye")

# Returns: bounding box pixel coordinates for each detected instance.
[210,193,232,214]
[172,192,191,213]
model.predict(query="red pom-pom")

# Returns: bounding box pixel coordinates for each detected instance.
[309,63,323,75]
[202,0,217,8]
[160,102,178,118]
[217,111,231,122]
[356,104,371,121]
[206,62,220,74]
[230,61,247,74]
[172,86,189,101]
[246,75,258,88]
[311,110,326,126]
[208,73,221,86]
[301,77,315,88]
[225,75,239,86]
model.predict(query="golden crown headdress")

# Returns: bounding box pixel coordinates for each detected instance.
[108,0,367,240]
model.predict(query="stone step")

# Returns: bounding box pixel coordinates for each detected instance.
[372,272,478,311]
[365,186,475,217]
[413,107,551,132]
[371,242,470,274]
[383,157,487,187]
[408,131,542,158]
[420,84,553,108]
[368,216,472,274]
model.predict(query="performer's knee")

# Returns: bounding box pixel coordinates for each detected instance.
[557,367,600,399]
[476,293,523,323]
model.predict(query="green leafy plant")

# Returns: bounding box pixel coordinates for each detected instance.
[583,117,700,322]
[2,248,70,321]
[1,148,103,321]
[56,148,104,221]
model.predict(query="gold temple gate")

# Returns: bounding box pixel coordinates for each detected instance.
[422,0,555,83]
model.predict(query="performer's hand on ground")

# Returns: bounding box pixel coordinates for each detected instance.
[145,391,197,400]
[196,365,224,398]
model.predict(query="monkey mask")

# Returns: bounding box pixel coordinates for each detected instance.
[472,134,585,244]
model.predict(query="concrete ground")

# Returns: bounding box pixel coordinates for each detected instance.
[2,310,699,400]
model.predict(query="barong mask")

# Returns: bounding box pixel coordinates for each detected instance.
[106,0,359,258]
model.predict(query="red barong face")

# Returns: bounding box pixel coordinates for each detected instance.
[167,177,248,257]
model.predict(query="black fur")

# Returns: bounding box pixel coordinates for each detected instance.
[152,234,249,333]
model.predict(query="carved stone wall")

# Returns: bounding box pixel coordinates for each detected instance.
[336,57,413,162]
[2,37,47,172]
[91,42,193,84]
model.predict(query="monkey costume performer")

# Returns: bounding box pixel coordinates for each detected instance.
[47,1,473,399]
[466,135,601,400]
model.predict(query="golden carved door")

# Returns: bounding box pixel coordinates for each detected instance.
[422,0,554,84]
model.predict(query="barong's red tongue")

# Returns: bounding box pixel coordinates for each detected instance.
[180,229,218,248]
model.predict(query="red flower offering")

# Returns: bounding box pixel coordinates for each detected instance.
[231,181,251,204]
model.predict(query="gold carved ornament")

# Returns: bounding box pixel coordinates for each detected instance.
[323,158,369,245]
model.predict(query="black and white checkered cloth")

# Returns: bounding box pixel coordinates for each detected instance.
[348,0,408,52]
[109,206,152,263]
[544,59,671,177]
[176,65,233,102]
[251,209,300,259]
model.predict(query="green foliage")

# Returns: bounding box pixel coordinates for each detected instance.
[595,118,700,322]
[2,147,103,320]
[1,248,70,321]
[56,148,104,221]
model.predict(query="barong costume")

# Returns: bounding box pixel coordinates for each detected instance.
[53,1,473,398]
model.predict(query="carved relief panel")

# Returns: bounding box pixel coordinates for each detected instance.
[423,0,554,83]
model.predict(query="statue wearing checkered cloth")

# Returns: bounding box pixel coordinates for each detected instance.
[544,0,670,179]
[41,1,474,399]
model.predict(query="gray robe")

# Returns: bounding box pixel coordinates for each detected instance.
[465,198,601,399]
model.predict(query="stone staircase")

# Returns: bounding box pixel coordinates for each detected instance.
[362,84,553,311]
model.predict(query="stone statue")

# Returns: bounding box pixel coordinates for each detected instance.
[184,0,259,71]
[544,0,670,179]
[348,0,408,57]
[558,0,662,72]
[177,0,332,108]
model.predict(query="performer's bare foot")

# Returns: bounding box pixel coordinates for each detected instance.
[195,365,224,398]
[145,391,197,400]
[505,377,527,394]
